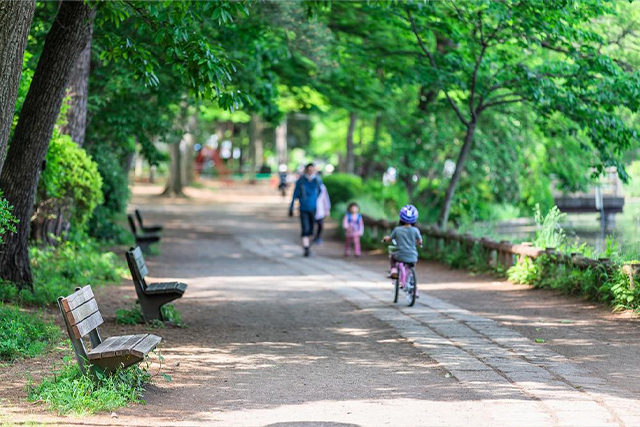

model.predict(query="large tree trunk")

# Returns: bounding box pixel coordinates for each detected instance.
[59,22,93,147]
[437,122,476,229]
[275,117,287,168]
[249,113,264,174]
[0,0,35,175]
[163,139,185,197]
[0,1,96,287]
[346,112,357,175]
[182,115,196,187]
[33,26,94,245]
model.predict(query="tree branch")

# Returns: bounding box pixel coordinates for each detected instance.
[406,8,470,127]
[480,97,526,111]
[469,13,488,119]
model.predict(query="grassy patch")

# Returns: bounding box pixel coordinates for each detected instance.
[0,304,60,362]
[116,303,185,327]
[115,304,144,325]
[2,238,128,307]
[28,357,152,415]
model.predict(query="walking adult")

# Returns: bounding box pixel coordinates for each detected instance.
[289,163,322,257]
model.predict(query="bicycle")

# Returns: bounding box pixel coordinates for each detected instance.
[385,240,418,307]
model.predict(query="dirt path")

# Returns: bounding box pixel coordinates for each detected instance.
[3,182,640,427]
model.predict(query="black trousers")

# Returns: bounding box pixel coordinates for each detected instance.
[315,218,324,240]
[300,210,315,237]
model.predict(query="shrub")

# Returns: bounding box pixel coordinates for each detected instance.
[28,357,152,415]
[87,150,130,243]
[323,173,363,206]
[532,204,566,249]
[35,135,103,236]
[116,305,144,325]
[0,191,18,244]
[23,238,126,306]
[0,304,60,361]
[116,304,184,327]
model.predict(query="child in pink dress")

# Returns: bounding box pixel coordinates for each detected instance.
[343,203,364,257]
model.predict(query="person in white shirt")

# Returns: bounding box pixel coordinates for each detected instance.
[313,181,331,245]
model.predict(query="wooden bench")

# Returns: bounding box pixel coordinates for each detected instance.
[58,286,161,375]
[125,246,187,322]
[135,209,163,233]
[127,214,160,252]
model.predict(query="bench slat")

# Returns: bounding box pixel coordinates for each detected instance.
[146,282,187,295]
[114,335,149,357]
[88,334,147,360]
[65,298,99,327]
[131,334,162,358]
[61,286,94,313]
[131,247,149,278]
[71,311,103,339]
[102,335,145,358]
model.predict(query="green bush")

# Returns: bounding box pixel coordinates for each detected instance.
[28,357,151,415]
[0,191,17,244]
[323,173,363,206]
[22,238,126,306]
[87,150,131,243]
[0,304,60,361]
[116,304,185,327]
[36,135,103,232]
[532,205,566,249]
[116,305,144,325]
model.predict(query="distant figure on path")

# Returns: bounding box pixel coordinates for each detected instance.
[289,163,322,257]
[314,178,331,245]
[343,202,364,257]
[277,164,288,198]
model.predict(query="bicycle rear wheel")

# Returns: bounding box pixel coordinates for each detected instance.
[406,268,417,307]
[393,276,399,303]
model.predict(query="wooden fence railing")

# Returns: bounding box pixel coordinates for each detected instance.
[362,215,615,272]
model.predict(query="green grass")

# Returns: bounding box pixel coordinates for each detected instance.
[28,357,152,415]
[116,303,185,327]
[115,304,144,325]
[0,304,60,361]
[0,238,127,307]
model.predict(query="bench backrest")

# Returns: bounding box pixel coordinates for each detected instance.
[127,214,138,235]
[126,246,148,292]
[135,209,144,228]
[59,285,104,339]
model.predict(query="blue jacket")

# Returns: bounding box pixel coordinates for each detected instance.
[290,175,322,213]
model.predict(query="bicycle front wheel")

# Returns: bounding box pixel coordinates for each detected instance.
[406,268,417,307]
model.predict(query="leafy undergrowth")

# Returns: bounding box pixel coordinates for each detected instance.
[0,304,60,362]
[116,303,185,328]
[28,357,152,415]
[0,238,127,307]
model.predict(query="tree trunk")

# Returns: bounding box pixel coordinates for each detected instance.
[59,21,93,146]
[163,140,185,197]
[0,1,96,287]
[275,117,287,167]
[437,122,476,229]
[182,115,196,187]
[361,114,382,179]
[346,112,357,175]
[0,0,35,175]
[249,113,264,173]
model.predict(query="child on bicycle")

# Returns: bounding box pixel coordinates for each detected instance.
[383,205,422,278]
[343,202,364,257]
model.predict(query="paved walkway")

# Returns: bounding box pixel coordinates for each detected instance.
[3,183,640,427]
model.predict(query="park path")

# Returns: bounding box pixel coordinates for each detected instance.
[3,182,640,427]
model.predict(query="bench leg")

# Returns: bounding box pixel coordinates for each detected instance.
[139,293,182,322]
